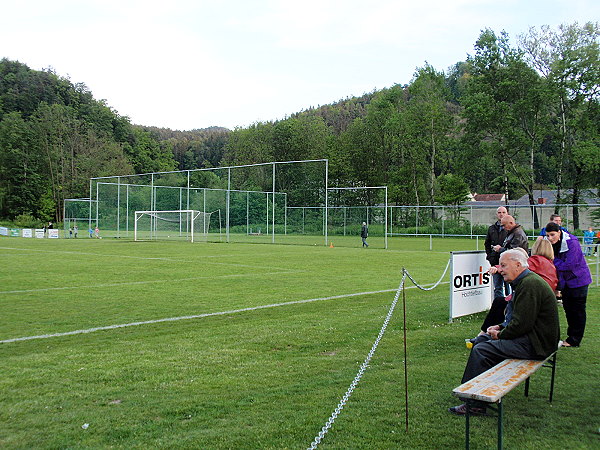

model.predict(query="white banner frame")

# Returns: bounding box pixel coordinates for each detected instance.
[449,250,492,322]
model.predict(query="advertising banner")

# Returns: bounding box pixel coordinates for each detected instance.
[35,229,45,238]
[449,251,492,321]
[0,227,7,236]
[22,229,33,238]
[10,228,19,237]
[48,229,59,239]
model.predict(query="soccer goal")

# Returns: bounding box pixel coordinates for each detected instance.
[134,210,219,242]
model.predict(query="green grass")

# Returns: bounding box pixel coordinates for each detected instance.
[0,237,598,449]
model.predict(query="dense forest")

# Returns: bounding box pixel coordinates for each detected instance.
[0,23,598,227]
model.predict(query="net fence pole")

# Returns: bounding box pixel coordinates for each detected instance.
[151,174,155,239]
[88,179,92,232]
[95,181,99,235]
[186,171,190,210]
[442,206,445,237]
[226,168,231,243]
[325,159,328,247]
[284,193,287,235]
[190,210,194,243]
[385,186,388,249]
[126,184,129,236]
[117,176,121,238]
[272,162,276,244]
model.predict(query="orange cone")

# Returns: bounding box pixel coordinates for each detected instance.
[329,242,334,248]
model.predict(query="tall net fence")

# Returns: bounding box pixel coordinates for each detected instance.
[64,160,597,249]
[389,204,599,238]
[74,160,332,246]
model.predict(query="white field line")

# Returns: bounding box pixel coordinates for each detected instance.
[0,271,301,295]
[0,247,284,270]
[0,282,449,344]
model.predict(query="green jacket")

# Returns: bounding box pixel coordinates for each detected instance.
[498,271,560,358]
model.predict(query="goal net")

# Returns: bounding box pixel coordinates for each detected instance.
[134,210,219,242]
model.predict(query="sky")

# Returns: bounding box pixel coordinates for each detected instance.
[2,0,598,131]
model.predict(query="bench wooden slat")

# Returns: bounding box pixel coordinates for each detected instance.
[452,357,549,403]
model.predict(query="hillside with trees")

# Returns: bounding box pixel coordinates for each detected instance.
[0,22,598,227]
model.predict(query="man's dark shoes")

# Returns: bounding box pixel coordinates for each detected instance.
[449,403,487,416]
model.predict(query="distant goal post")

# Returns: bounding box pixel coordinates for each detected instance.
[134,210,219,242]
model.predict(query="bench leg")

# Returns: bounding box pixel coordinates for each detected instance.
[465,402,471,450]
[548,351,557,402]
[497,400,504,450]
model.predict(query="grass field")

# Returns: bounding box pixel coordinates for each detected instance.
[1,236,598,449]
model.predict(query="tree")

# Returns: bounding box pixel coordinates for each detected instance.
[461,28,553,229]
[519,22,600,217]
[404,64,455,207]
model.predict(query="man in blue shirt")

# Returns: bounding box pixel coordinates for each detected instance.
[538,214,568,238]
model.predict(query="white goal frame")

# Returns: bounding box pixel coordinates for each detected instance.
[134,210,214,243]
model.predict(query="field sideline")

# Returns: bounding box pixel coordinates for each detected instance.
[1,237,598,448]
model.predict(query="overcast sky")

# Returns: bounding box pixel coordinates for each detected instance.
[2,1,598,130]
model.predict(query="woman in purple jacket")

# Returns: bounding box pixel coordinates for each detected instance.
[545,222,592,347]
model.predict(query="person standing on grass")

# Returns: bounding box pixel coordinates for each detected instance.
[73,225,78,238]
[492,215,528,256]
[361,222,369,247]
[483,206,509,329]
[449,249,560,416]
[583,226,595,256]
[545,222,592,348]
[537,213,568,242]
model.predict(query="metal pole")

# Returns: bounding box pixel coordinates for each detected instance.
[226,168,230,243]
[284,193,287,235]
[470,206,473,238]
[151,174,154,239]
[325,160,329,246]
[272,162,276,244]
[385,186,388,249]
[117,176,121,238]
[126,184,129,236]
[402,270,409,433]
[442,206,445,237]
[247,191,249,235]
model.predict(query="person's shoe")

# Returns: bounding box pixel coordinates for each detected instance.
[449,403,487,416]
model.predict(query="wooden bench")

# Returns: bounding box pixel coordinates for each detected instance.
[452,351,558,449]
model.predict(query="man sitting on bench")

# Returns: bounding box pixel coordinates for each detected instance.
[449,249,560,415]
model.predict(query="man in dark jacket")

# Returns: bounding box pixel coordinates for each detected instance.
[449,249,560,415]
[361,222,368,247]
[484,207,509,305]
[493,215,528,254]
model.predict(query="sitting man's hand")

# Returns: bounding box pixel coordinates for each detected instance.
[488,328,501,340]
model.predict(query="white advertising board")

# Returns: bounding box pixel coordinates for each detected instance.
[48,229,59,239]
[22,229,33,238]
[35,229,45,238]
[449,251,492,321]
[0,227,7,236]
